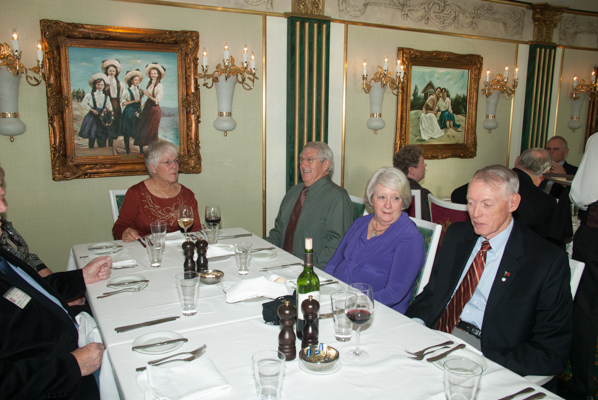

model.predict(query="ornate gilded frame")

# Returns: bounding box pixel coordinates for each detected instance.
[40,20,201,180]
[394,48,482,159]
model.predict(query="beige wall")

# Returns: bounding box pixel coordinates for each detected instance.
[1,0,263,271]
[343,25,517,199]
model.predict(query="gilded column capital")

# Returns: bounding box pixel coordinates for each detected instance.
[531,3,568,44]
[292,0,324,15]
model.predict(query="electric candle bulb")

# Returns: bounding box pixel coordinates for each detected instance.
[250,52,255,70]
[515,67,519,80]
[12,30,19,54]
[384,55,388,73]
[363,60,367,77]
[574,76,577,88]
[486,70,490,83]
[223,42,229,63]
[202,48,208,68]
[505,66,509,81]
[592,71,596,84]
[400,64,404,79]
[243,44,248,66]
[37,40,43,63]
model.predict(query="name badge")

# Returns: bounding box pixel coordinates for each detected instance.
[3,286,32,309]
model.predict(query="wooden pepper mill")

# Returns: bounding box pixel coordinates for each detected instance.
[277,300,297,361]
[301,295,320,349]
[182,240,195,272]
[195,237,209,272]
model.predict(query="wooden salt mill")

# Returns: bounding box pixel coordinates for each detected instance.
[301,295,320,349]
[277,300,297,361]
[195,237,209,272]
[182,240,195,272]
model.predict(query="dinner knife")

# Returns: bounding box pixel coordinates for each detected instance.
[218,233,252,239]
[426,343,466,362]
[108,279,149,287]
[115,316,180,333]
[497,387,535,400]
[132,338,188,351]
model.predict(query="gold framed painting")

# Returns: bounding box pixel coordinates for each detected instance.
[40,20,201,180]
[394,48,483,159]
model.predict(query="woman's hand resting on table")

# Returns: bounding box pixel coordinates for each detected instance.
[122,227,141,242]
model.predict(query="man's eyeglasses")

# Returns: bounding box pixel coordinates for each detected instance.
[299,157,323,164]
[158,159,179,167]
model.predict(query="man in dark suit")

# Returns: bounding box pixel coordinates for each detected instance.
[0,247,112,399]
[407,165,572,378]
[451,148,556,240]
[544,136,578,199]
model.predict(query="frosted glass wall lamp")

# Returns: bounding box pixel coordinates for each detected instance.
[480,66,518,133]
[569,73,597,132]
[196,42,258,136]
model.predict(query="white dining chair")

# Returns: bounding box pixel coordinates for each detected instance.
[349,194,367,220]
[405,189,422,220]
[409,217,442,298]
[524,258,586,387]
[109,189,128,223]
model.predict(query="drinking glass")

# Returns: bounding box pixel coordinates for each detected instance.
[443,358,483,400]
[145,234,164,268]
[177,204,194,241]
[345,283,374,361]
[150,221,167,247]
[205,204,221,227]
[175,271,200,316]
[330,292,352,342]
[252,350,285,400]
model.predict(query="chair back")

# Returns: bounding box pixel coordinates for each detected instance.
[109,189,128,223]
[408,217,442,301]
[405,189,422,220]
[349,195,366,222]
[428,194,470,243]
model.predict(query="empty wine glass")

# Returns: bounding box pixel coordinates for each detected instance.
[177,204,194,241]
[205,204,221,227]
[345,283,374,361]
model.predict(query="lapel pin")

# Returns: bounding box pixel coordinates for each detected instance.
[501,271,510,282]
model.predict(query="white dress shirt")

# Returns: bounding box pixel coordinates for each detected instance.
[570,132,598,209]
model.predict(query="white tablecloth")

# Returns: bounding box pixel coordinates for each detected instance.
[71,228,563,400]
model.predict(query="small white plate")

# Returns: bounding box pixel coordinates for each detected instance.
[88,242,122,255]
[252,250,277,259]
[132,331,185,355]
[107,275,147,288]
[299,360,342,375]
[431,347,487,371]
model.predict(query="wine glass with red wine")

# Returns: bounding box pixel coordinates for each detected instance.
[205,204,221,227]
[345,283,374,361]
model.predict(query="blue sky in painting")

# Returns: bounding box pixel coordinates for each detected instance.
[411,66,468,97]
[67,47,178,108]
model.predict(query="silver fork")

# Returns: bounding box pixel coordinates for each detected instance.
[405,340,454,359]
[408,345,450,360]
[135,345,207,372]
[97,282,148,298]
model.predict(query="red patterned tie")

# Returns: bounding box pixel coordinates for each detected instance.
[435,240,491,333]
[283,186,309,253]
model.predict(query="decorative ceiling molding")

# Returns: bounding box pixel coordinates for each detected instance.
[335,0,525,38]
[559,15,598,47]
[244,0,273,8]
[292,0,325,15]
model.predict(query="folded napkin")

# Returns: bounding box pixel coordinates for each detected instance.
[136,356,231,400]
[165,231,186,246]
[207,244,234,258]
[76,312,102,347]
[225,276,290,303]
[110,247,137,268]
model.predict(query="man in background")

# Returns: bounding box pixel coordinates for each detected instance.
[543,136,578,199]
[265,141,353,269]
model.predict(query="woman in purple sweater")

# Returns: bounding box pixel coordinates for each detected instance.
[324,167,425,313]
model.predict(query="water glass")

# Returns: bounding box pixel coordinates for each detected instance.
[443,358,483,400]
[235,242,252,275]
[145,234,164,268]
[331,292,352,342]
[203,224,219,245]
[252,350,285,400]
[175,271,200,316]
[150,221,167,247]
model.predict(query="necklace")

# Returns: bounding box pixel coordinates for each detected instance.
[154,181,171,199]
[371,218,388,238]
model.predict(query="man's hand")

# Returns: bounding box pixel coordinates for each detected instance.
[72,343,105,376]
[550,161,566,174]
[82,256,112,285]
[122,227,141,242]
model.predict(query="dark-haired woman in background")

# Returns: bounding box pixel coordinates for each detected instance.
[134,63,165,154]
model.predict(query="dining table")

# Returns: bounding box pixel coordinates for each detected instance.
[69,228,563,400]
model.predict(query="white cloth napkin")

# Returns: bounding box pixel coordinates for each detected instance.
[111,248,137,268]
[165,231,186,246]
[136,356,231,400]
[224,276,290,303]
[206,244,234,258]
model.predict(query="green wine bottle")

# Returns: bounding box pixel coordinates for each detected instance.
[296,237,320,340]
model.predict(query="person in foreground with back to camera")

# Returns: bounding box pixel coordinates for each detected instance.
[393,145,432,221]
[264,141,353,269]
[406,165,572,384]
[324,167,425,313]
[0,164,113,399]
[112,140,201,242]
